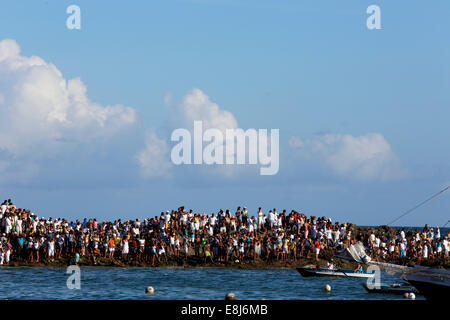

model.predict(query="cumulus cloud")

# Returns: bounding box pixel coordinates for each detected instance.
[0,39,136,156]
[289,133,408,182]
[138,88,251,180]
[169,88,238,133]
[170,89,245,177]
[136,129,172,178]
[0,39,137,183]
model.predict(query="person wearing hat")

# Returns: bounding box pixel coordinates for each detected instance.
[326,258,335,270]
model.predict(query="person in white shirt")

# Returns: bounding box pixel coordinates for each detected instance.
[164,211,171,224]
[207,224,214,236]
[268,211,275,228]
[16,218,23,235]
[369,233,376,245]
[375,237,381,248]
[249,221,254,233]
[325,228,333,245]
[0,201,7,216]
[311,224,317,239]
[257,208,264,230]
[326,259,335,270]
[443,237,449,256]
[5,216,12,234]
[389,241,395,258]
[423,242,429,259]
[277,215,282,228]
[209,214,217,227]
[47,238,55,261]
[435,227,441,240]
[333,229,340,244]
[399,241,406,258]
[181,212,188,225]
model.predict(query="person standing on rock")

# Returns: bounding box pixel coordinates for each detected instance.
[314,239,321,262]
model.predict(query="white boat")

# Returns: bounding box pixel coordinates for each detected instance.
[296,266,375,278]
[371,262,450,300]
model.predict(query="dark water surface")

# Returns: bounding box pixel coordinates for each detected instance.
[0,266,424,300]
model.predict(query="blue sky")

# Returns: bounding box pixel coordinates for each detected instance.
[0,0,449,226]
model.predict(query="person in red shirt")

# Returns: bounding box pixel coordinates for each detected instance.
[108,237,115,258]
[314,239,321,262]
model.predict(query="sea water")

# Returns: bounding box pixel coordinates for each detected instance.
[0,267,424,300]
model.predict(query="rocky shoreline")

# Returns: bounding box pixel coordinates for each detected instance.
[5,255,359,269]
[6,255,447,269]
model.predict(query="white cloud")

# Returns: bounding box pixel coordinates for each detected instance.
[0,39,136,156]
[0,38,137,183]
[169,88,238,133]
[138,88,247,179]
[136,129,172,178]
[289,133,408,181]
[170,89,247,179]
[288,136,304,148]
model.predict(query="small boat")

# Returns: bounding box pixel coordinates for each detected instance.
[370,262,450,301]
[362,283,419,295]
[404,268,450,301]
[296,266,375,278]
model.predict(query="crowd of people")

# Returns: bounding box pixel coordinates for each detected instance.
[362,224,449,264]
[0,198,449,266]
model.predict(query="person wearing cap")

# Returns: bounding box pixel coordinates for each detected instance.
[326,258,335,270]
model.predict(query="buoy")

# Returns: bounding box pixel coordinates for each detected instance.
[409,293,416,300]
[225,292,235,300]
[145,286,154,294]
[324,284,331,292]
[403,292,409,299]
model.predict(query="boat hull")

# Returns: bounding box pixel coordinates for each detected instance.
[406,279,449,301]
[296,267,374,278]
[362,283,419,295]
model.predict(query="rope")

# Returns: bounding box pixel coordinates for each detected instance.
[386,186,450,226]
[443,219,450,228]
